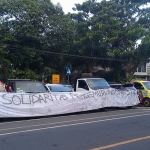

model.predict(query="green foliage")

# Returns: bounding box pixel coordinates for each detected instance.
[0,0,76,81]
[70,0,150,79]
[9,68,40,80]
[0,0,150,82]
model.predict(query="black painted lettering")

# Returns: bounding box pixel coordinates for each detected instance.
[32,95,40,104]
[22,94,31,105]
[110,89,116,95]
[44,94,53,101]
[38,95,47,103]
[60,95,68,100]
[81,94,88,99]
[53,94,59,100]
[2,94,12,104]
[70,93,79,99]
[12,95,21,105]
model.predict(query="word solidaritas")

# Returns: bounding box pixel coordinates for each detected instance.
[2,93,69,106]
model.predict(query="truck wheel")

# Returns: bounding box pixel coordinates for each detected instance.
[99,108,105,111]
[143,99,150,107]
[127,106,133,109]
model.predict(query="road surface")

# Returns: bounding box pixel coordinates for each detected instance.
[0,106,150,150]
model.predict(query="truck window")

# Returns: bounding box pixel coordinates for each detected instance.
[6,83,14,92]
[15,81,46,93]
[134,82,143,90]
[86,78,110,90]
[142,82,150,90]
[78,80,89,90]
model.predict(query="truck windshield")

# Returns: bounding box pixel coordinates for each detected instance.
[86,79,110,90]
[142,82,150,90]
[15,81,47,93]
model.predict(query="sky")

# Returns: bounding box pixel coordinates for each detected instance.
[51,0,150,14]
[51,0,86,13]
[51,0,101,14]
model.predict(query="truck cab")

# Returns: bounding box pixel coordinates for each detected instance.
[74,78,110,92]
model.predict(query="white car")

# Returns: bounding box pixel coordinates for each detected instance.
[45,84,73,92]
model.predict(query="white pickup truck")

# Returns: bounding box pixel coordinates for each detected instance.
[74,78,110,92]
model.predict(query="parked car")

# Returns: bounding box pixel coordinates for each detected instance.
[6,79,47,93]
[109,83,137,90]
[109,83,122,89]
[108,82,118,84]
[122,83,137,90]
[109,82,141,101]
[132,80,150,107]
[45,84,73,92]
[60,84,74,91]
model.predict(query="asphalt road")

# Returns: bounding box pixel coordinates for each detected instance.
[0,105,150,150]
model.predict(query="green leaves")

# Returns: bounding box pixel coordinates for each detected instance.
[71,0,150,79]
[0,0,150,82]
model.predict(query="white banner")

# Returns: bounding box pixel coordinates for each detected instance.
[0,88,139,117]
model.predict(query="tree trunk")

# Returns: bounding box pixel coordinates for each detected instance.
[125,61,139,81]
[2,63,8,83]
[111,62,123,82]
[59,69,66,83]
[85,59,95,73]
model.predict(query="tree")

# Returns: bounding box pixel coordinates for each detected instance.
[1,0,150,82]
[71,0,150,80]
[0,23,11,82]
[106,0,150,80]
[71,0,103,73]
[41,10,76,82]
[0,0,76,81]
[0,0,51,79]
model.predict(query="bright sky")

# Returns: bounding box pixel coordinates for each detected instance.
[51,0,101,14]
[51,0,150,14]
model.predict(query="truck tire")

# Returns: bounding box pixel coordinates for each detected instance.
[99,108,105,111]
[127,106,133,109]
[143,99,150,107]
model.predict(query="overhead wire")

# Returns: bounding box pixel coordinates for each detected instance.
[5,47,143,62]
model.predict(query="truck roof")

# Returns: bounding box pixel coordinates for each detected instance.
[8,79,31,82]
[77,78,104,80]
[133,80,148,83]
